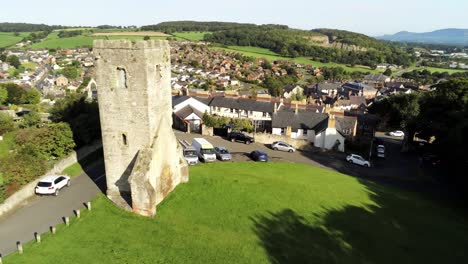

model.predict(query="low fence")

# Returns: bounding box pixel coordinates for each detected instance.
[0,141,103,218]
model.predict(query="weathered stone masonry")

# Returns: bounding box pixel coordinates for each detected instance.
[94,40,189,217]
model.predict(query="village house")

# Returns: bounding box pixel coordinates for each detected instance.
[283,85,304,99]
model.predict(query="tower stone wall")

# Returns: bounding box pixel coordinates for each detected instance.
[94,40,188,216]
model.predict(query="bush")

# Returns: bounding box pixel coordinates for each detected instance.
[0,112,15,135]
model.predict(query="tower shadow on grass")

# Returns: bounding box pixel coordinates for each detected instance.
[251,181,468,264]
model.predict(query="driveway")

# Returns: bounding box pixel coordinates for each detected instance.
[0,161,105,256]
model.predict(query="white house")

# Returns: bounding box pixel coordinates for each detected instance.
[283,85,304,99]
[313,115,345,152]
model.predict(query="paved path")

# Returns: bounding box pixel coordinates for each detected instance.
[0,161,105,256]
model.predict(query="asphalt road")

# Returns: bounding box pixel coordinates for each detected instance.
[0,161,105,256]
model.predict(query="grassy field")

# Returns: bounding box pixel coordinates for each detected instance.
[5,162,468,263]
[212,45,382,73]
[172,31,211,41]
[0,32,29,48]
[417,66,468,74]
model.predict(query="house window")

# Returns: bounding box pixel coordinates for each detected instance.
[303,129,308,135]
[281,128,285,135]
[230,108,234,113]
[263,112,267,117]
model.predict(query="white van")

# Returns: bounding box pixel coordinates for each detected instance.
[192,138,216,162]
[183,146,199,165]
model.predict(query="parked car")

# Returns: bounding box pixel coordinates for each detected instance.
[35,175,71,196]
[346,154,371,167]
[214,146,232,161]
[250,150,268,162]
[388,130,405,137]
[228,131,254,144]
[183,146,199,165]
[271,141,295,153]
[376,145,385,158]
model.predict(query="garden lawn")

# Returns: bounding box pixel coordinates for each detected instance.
[212,45,383,73]
[5,162,468,264]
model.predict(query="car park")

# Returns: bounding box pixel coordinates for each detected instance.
[271,141,295,152]
[228,131,255,144]
[35,175,71,196]
[346,154,371,167]
[214,146,232,161]
[250,150,268,162]
[388,130,405,137]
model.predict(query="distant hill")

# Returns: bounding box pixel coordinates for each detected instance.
[142,21,414,67]
[377,29,468,45]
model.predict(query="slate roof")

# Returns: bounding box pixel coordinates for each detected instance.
[174,105,204,120]
[335,116,357,136]
[349,96,367,106]
[364,74,389,82]
[342,82,375,92]
[317,82,341,91]
[209,97,275,113]
[272,110,328,132]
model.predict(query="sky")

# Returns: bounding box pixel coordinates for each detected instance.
[1,0,467,36]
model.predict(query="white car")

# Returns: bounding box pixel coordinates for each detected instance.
[272,141,295,153]
[389,130,404,137]
[346,154,371,167]
[35,175,71,196]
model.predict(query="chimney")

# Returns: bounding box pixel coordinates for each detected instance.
[274,102,278,113]
[295,103,298,114]
[328,114,336,129]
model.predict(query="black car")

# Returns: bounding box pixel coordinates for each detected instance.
[228,132,255,144]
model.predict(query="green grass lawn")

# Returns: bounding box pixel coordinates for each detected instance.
[172,31,211,41]
[5,162,467,263]
[212,45,383,73]
[0,32,29,48]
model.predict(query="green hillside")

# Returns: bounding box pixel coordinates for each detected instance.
[6,163,468,263]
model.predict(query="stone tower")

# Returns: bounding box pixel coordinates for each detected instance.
[94,40,189,217]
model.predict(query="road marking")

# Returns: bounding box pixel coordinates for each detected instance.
[94,174,106,182]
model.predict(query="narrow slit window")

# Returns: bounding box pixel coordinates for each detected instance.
[155,65,162,81]
[122,134,128,146]
[116,67,128,89]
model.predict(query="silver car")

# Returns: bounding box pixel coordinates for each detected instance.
[272,141,295,153]
[214,146,232,161]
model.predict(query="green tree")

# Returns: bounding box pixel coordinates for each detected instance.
[0,53,6,62]
[62,66,79,79]
[383,68,392,76]
[0,112,15,135]
[0,87,7,105]
[6,55,20,69]
[22,111,42,128]
[143,36,150,40]
[24,88,41,104]
[2,83,26,104]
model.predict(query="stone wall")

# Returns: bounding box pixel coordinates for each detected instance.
[0,141,103,218]
[245,132,312,151]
